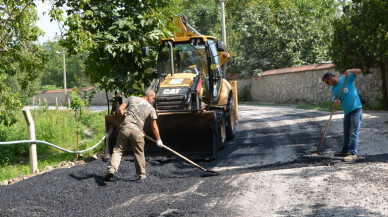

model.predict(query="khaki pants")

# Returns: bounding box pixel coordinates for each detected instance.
[107,127,146,178]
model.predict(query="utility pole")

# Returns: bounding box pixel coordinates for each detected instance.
[220,0,227,46]
[57,48,67,100]
[62,47,67,97]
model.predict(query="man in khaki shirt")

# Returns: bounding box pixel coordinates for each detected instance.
[104,89,164,181]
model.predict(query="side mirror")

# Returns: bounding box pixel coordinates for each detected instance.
[142,46,150,57]
[217,41,226,51]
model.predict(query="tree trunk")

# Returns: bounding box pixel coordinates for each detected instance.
[105,90,110,115]
[380,62,388,110]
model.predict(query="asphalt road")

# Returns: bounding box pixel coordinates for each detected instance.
[0,104,387,216]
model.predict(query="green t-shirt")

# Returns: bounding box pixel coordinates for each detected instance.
[120,96,157,132]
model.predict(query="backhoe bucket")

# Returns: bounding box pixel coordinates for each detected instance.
[105,110,221,160]
[144,111,219,159]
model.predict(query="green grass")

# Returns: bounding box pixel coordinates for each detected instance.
[0,153,77,181]
[241,101,344,112]
[296,102,342,112]
[0,108,106,182]
[242,101,290,107]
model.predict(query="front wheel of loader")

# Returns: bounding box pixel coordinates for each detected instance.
[226,94,236,140]
[214,109,227,150]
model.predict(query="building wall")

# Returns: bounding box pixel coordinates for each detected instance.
[236,66,384,107]
[32,88,115,106]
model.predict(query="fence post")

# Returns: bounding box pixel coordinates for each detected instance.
[22,107,38,174]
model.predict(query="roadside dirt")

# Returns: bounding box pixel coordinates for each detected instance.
[0,105,387,216]
[217,105,388,216]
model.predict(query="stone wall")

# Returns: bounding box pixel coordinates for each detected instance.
[235,64,385,107]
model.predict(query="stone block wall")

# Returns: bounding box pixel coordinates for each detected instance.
[235,64,385,107]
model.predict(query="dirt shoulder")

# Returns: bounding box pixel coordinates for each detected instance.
[220,106,388,216]
[226,161,388,216]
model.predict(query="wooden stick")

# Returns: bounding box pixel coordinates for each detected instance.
[315,76,348,151]
[144,134,219,174]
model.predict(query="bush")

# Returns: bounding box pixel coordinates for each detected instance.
[41,85,61,91]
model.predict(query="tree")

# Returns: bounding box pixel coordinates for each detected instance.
[49,0,178,96]
[40,39,91,89]
[176,0,339,76]
[228,0,340,76]
[0,0,46,126]
[177,0,251,75]
[330,0,388,109]
[69,87,87,159]
[178,0,222,37]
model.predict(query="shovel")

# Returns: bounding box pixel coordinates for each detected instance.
[310,76,348,155]
[144,134,220,176]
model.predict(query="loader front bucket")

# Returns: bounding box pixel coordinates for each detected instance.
[143,110,219,160]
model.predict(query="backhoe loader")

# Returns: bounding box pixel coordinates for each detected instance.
[105,15,238,159]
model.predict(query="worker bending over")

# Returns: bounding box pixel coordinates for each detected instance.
[104,89,163,181]
[322,68,363,162]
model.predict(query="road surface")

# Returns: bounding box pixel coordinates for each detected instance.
[1,104,387,216]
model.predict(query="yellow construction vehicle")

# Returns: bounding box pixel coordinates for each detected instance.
[105,15,238,159]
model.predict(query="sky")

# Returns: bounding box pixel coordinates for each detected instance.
[36,1,62,43]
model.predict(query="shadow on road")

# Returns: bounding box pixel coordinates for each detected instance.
[215,153,388,178]
[277,204,386,217]
[69,173,106,187]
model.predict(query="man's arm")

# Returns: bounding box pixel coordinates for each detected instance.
[150,119,161,140]
[345,68,362,77]
[117,102,127,117]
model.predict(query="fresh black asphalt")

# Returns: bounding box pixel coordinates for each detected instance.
[1,105,386,216]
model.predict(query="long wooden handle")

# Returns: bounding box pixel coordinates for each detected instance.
[316,104,336,150]
[316,76,348,151]
[144,134,207,172]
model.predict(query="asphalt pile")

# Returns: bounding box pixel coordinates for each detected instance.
[0,156,236,217]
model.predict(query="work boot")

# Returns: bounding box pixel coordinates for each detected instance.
[138,175,146,180]
[343,154,357,162]
[104,172,114,181]
[334,152,348,157]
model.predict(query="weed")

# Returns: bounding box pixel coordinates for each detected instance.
[374,96,383,110]
[0,109,105,182]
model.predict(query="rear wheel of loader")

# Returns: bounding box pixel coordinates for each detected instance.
[226,94,236,140]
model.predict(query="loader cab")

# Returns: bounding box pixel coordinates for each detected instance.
[157,38,223,105]
[158,41,205,76]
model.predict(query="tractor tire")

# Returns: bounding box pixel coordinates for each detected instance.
[226,94,236,140]
[214,109,227,151]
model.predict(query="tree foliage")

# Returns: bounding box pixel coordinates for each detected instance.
[40,39,91,89]
[330,0,388,109]
[176,0,339,77]
[0,0,46,126]
[49,0,178,96]
[229,0,339,76]
[178,0,222,38]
